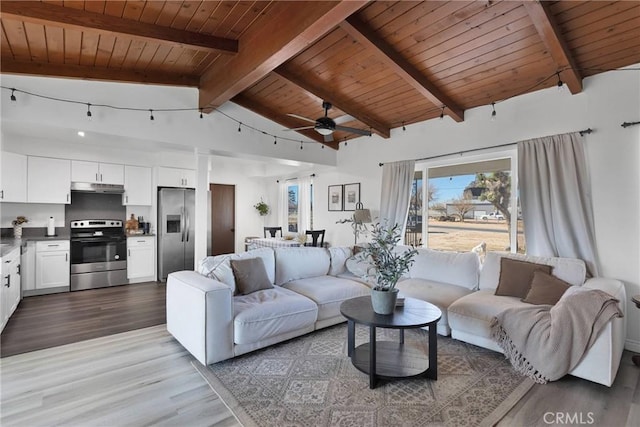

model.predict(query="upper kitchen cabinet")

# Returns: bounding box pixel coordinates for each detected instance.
[0,151,27,203]
[27,156,71,204]
[71,160,124,185]
[123,165,152,206]
[157,167,195,188]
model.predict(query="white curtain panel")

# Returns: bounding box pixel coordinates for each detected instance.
[277,181,288,232]
[298,176,312,233]
[379,160,415,238]
[518,132,599,276]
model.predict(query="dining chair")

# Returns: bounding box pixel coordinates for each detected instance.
[305,229,325,247]
[264,227,282,238]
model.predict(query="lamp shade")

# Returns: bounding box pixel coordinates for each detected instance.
[354,208,371,224]
[315,127,333,136]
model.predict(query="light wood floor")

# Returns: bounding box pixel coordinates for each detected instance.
[1,285,638,426]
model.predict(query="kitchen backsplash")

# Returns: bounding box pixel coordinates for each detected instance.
[0,204,65,228]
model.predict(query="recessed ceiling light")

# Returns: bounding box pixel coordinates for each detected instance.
[77,131,85,137]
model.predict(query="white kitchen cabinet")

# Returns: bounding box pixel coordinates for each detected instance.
[1,247,21,333]
[123,166,152,206]
[127,236,155,281]
[35,240,70,290]
[27,156,71,204]
[71,160,124,185]
[0,151,27,203]
[157,167,195,188]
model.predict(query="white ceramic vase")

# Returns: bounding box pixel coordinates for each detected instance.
[13,224,23,239]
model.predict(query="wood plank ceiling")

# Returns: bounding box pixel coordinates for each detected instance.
[1,1,639,149]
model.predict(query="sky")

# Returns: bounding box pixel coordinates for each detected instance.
[429,174,475,203]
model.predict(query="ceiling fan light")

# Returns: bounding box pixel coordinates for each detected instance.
[316,127,333,136]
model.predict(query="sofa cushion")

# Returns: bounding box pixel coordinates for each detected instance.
[198,248,275,294]
[479,252,586,291]
[396,278,474,334]
[281,276,371,321]
[274,247,331,286]
[328,247,353,276]
[494,257,552,298]
[409,248,480,290]
[230,258,273,295]
[233,287,317,345]
[448,290,533,339]
[522,270,571,305]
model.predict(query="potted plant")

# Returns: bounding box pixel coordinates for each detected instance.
[12,216,28,239]
[254,199,270,216]
[356,222,418,314]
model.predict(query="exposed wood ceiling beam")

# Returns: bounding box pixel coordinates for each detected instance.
[523,0,582,94]
[0,1,238,54]
[198,1,367,111]
[232,93,338,149]
[274,67,390,139]
[0,59,200,87]
[341,16,465,123]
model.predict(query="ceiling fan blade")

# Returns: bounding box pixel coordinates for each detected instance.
[334,125,372,136]
[324,133,334,143]
[286,113,316,124]
[334,114,355,125]
[284,126,315,131]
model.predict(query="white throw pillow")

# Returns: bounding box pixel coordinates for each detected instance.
[328,246,353,276]
[410,248,480,290]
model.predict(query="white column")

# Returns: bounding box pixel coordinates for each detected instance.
[194,149,209,267]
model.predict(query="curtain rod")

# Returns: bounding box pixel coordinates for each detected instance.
[277,173,315,183]
[378,128,593,167]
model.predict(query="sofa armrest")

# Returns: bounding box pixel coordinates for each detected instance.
[583,277,627,315]
[166,271,234,365]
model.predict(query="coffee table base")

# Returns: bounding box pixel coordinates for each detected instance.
[348,321,437,389]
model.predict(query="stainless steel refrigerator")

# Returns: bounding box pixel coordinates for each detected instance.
[158,187,195,281]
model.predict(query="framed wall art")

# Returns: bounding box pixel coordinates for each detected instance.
[343,183,360,211]
[328,185,343,211]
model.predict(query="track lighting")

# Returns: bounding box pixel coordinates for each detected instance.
[556,72,564,91]
[238,123,242,132]
[199,108,203,119]
[86,103,92,121]
[440,106,445,120]
[10,89,16,102]
[300,141,303,150]
[274,137,277,145]
[149,109,154,121]
[402,121,406,131]
[490,102,496,121]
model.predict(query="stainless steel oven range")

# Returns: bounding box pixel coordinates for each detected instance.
[70,219,127,291]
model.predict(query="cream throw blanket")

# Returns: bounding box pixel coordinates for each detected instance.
[490,286,623,384]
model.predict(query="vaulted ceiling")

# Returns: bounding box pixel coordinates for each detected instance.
[2,1,639,149]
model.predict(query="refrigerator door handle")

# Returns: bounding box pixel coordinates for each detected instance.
[181,207,185,242]
[185,209,190,242]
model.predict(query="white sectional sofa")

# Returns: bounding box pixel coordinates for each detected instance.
[166,246,626,387]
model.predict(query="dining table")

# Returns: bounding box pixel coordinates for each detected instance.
[247,237,302,249]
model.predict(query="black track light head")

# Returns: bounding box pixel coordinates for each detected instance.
[86,103,92,120]
[10,89,16,102]
[149,110,154,121]
[440,106,445,120]
[490,102,496,121]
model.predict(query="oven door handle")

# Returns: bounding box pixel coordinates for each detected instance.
[72,238,125,243]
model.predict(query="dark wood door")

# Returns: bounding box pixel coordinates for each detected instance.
[210,184,235,255]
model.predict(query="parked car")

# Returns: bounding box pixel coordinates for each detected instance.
[481,212,505,220]
[438,215,457,222]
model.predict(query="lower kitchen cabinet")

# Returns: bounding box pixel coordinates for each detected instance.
[35,241,70,291]
[1,247,22,333]
[127,236,155,281]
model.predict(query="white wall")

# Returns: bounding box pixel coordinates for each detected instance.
[325,67,640,352]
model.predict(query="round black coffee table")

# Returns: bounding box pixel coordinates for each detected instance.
[340,295,442,389]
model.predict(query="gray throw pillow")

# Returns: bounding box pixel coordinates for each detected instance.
[494,257,552,299]
[230,258,273,296]
[522,270,571,305]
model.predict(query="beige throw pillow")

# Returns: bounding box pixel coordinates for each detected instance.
[494,257,552,298]
[522,270,571,305]
[230,258,273,296]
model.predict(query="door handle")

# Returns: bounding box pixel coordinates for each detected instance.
[96,173,99,181]
[1,190,3,199]
[185,210,190,242]
[181,207,185,242]
[65,253,68,262]
[100,173,103,182]
[128,249,131,257]
[231,228,235,232]
[17,264,20,275]
[5,274,10,287]
[67,194,70,202]
[125,195,129,203]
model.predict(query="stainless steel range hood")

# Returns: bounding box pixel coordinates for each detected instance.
[71,182,125,193]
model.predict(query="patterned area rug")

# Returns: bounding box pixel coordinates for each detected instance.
[193,324,534,427]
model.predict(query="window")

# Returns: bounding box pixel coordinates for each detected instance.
[412,150,525,253]
[287,184,298,233]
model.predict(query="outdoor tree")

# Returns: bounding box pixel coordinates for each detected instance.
[468,171,515,248]
[451,193,474,222]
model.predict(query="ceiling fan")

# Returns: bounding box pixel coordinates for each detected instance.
[285,101,371,142]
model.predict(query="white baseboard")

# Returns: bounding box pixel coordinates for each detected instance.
[625,338,640,353]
